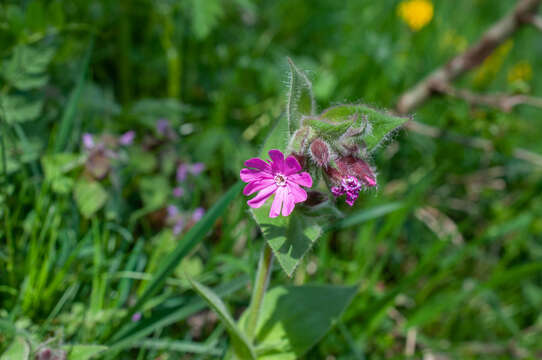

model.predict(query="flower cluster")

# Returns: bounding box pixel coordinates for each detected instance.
[167,205,205,235]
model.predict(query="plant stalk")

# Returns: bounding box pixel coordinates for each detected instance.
[246,243,274,339]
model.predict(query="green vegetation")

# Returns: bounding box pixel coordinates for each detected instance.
[1,0,542,359]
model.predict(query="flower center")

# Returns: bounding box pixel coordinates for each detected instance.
[274,174,287,187]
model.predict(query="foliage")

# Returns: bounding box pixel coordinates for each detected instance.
[1,0,542,359]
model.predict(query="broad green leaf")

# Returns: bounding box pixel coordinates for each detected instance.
[41,153,83,180]
[251,115,323,276]
[190,279,256,360]
[248,285,357,359]
[1,94,43,124]
[321,104,409,151]
[62,344,107,360]
[0,336,30,360]
[286,58,315,135]
[74,179,108,218]
[252,207,322,277]
[103,182,243,343]
[55,38,93,152]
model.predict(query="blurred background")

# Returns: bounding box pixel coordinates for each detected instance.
[1,0,542,359]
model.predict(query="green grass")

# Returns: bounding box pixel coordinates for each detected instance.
[1,0,542,359]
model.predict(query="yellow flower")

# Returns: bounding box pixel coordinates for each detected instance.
[507,61,532,84]
[397,0,434,31]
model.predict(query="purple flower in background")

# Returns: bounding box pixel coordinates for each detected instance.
[167,205,179,218]
[173,187,185,198]
[190,163,205,175]
[131,312,142,322]
[82,133,95,150]
[176,164,188,182]
[177,162,206,182]
[119,131,135,146]
[166,205,184,235]
[192,207,205,222]
[156,118,170,135]
[240,149,312,218]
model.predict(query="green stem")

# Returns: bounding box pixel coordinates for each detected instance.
[246,244,274,339]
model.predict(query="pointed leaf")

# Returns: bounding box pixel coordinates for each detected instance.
[303,116,354,140]
[251,208,322,277]
[245,285,357,359]
[321,104,409,151]
[286,58,315,135]
[1,336,30,360]
[189,279,256,360]
[62,345,107,360]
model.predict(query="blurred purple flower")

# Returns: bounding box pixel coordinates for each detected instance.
[177,164,188,182]
[190,163,205,175]
[119,131,135,146]
[192,207,205,222]
[173,219,184,235]
[82,133,95,150]
[167,205,179,218]
[156,118,171,135]
[132,312,142,322]
[173,187,184,198]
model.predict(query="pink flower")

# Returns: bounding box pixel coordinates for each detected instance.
[82,133,95,150]
[240,149,312,218]
[119,130,135,145]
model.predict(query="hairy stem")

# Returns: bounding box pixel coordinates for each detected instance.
[246,244,274,339]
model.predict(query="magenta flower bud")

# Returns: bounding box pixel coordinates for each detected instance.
[326,155,376,206]
[119,130,135,145]
[310,138,330,168]
[336,155,376,187]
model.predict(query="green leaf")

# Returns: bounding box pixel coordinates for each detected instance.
[74,179,108,218]
[139,175,170,209]
[286,58,315,135]
[62,344,107,360]
[1,336,30,360]
[0,94,43,124]
[41,153,83,180]
[1,43,55,90]
[303,116,354,140]
[188,0,224,40]
[321,104,409,152]
[249,285,357,359]
[189,279,256,360]
[252,208,322,277]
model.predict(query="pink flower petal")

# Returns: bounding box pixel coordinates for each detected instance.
[247,185,277,208]
[288,172,312,188]
[287,183,308,203]
[244,158,271,172]
[243,178,275,195]
[268,149,285,173]
[240,168,272,183]
[269,186,287,218]
[284,156,302,175]
[282,189,296,216]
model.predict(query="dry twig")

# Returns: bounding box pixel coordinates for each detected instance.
[397,0,541,114]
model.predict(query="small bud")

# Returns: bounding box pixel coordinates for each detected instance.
[336,156,376,187]
[309,138,330,168]
[325,155,376,206]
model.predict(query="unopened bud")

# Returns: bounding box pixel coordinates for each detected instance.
[337,155,376,187]
[309,138,330,168]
